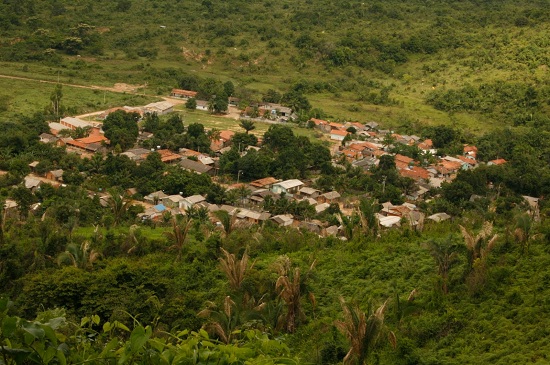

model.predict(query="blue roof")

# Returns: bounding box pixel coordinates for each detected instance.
[154,204,166,212]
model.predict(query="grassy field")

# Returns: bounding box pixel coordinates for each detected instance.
[172,107,325,142]
[0,76,159,119]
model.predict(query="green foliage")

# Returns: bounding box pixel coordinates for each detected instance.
[102,110,140,150]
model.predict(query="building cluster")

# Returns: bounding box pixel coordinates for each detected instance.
[26,94,520,239]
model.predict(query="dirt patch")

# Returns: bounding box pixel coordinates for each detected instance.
[112,83,143,92]
[221,106,242,120]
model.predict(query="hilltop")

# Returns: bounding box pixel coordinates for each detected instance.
[0,0,549,131]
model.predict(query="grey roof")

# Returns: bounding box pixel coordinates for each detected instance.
[322,191,341,200]
[179,158,213,174]
[185,194,206,205]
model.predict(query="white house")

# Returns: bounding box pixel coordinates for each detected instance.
[271,179,304,195]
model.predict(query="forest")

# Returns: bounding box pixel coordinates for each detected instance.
[0,0,550,364]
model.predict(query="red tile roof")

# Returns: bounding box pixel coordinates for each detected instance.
[399,166,430,180]
[489,158,507,165]
[309,118,329,125]
[171,89,198,97]
[330,129,349,136]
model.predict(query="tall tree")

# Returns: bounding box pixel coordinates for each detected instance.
[274,256,316,333]
[239,120,256,134]
[335,298,396,365]
[424,236,461,294]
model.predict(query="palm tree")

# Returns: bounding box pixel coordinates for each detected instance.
[198,296,264,344]
[274,255,316,333]
[166,216,192,261]
[213,209,237,237]
[219,248,254,292]
[106,188,133,226]
[207,128,221,141]
[513,213,539,254]
[239,120,256,134]
[424,236,461,294]
[335,298,396,365]
[459,221,498,270]
[57,241,101,270]
[198,296,240,344]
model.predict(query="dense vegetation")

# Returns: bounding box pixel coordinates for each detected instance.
[1,109,550,363]
[1,0,550,363]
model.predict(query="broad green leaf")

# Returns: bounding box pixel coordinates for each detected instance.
[22,321,45,340]
[92,315,100,325]
[56,349,67,365]
[100,337,119,358]
[80,317,90,327]
[103,322,112,332]
[2,316,17,337]
[199,329,209,339]
[129,325,150,353]
[114,321,130,332]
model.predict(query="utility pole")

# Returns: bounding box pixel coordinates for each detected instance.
[237,170,243,185]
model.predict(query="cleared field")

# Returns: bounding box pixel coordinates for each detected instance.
[0,76,158,119]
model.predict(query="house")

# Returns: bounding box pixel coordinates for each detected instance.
[318,191,341,204]
[24,176,42,191]
[329,122,345,130]
[259,103,292,117]
[488,158,507,166]
[195,100,209,111]
[418,139,433,151]
[48,122,71,135]
[399,166,430,181]
[271,179,304,195]
[181,195,207,211]
[300,220,324,235]
[156,149,182,163]
[395,154,415,169]
[179,158,214,175]
[139,204,167,221]
[427,212,451,222]
[377,214,401,228]
[121,148,151,162]
[28,161,39,172]
[39,133,58,144]
[309,118,331,133]
[298,187,320,199]
[143,101,174,115]
[365,121,379,130]
[234,209,271,224]
[60,117,94,130]
[315,203,330,214]
[144,191,168,204]
[228,97,240,107]
[463,145,478,159]
[271,214,294,227]
[162,194,185,209]
[45,169,64,182]
[330,129,349,141]
[170,89,198,99]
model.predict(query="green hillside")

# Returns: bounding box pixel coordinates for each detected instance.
[0,0,549,130]
[1,1,550,364]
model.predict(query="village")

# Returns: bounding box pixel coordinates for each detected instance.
[12,87,527,239]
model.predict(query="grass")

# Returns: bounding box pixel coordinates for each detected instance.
[0,77,159,119]
[173,108,323,142]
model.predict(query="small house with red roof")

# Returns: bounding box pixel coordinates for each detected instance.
[488,158,507,166]
[171,89,198,99]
